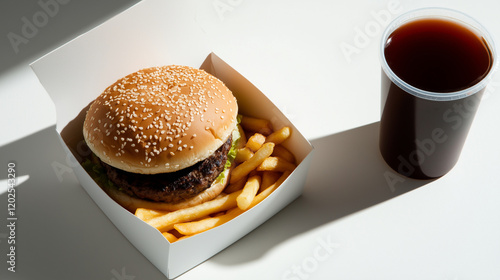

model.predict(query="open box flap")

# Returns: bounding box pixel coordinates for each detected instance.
[30,0,211,132]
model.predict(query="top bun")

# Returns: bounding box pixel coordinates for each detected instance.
[83,65,238,174]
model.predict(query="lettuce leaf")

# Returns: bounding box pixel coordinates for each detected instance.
[81,157,115,189]
[215,120,242,182]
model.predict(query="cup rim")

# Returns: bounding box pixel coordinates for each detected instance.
[380,7,498,101]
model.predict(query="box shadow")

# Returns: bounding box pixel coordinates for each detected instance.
[211,121,434,266]
[0,127,166,279]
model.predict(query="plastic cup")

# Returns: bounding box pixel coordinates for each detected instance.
[379,8,497,179]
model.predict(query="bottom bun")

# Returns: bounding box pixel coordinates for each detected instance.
[103,171,229,213]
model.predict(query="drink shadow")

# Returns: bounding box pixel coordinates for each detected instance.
[0,121,435,273]
[213,121,434,265]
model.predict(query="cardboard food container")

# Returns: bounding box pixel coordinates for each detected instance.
[30,0,314,278]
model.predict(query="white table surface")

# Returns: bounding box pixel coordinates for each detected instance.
[1,0,499,279]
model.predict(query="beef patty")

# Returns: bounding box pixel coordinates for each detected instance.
[101,136,232,203]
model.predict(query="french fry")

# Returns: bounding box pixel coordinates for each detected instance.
[177,235,192,241]
[168,228,184,239]
[256,156,296,172]
[239,171,289,210]
[237,175,262,210]
[173,171,291,236]
[245,133,266,152]
[230,142,275,184]
[240,116,273,135]
[146,190,243,232]
[224,175,247,194]
[265,126,291,145]
[174,208,240,236]
[235,147,254,163]
[272,145,296,164]
[248,167,262,176]
[254,170,291,203]
[260,171,282,192]
[135,208,169,221]
[162,231,178,243]
[212,211,226,217]
[236,124,247,148]
[133,115,298,242]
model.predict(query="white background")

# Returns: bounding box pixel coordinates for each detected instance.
[1,0,499,279]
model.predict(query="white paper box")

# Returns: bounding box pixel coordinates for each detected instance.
[30,0,313,278]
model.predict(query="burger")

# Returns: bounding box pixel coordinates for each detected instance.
[81,65,241,212]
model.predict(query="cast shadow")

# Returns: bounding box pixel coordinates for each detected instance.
[0,126,165,279]
[0,0,139,77]
[212,121,434,265]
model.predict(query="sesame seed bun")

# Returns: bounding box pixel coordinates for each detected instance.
[83,65,238,174]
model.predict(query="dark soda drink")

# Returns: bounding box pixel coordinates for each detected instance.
[379,9,495,179]
[384,18,492,92]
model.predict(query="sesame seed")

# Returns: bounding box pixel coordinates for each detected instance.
[88,65,237,168]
